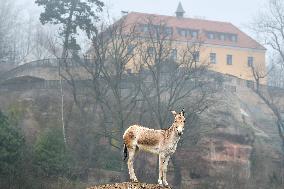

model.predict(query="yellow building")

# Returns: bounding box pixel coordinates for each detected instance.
[120,3,266,83]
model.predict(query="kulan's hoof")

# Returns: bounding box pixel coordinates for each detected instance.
[163,182,170,188]
[130,179,139,183]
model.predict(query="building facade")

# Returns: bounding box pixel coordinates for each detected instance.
[120,3,266,83]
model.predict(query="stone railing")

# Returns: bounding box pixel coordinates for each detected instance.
[0,58,94,81]
[0,59,57,80]
[1,59,283,93]
[0,79,95,91]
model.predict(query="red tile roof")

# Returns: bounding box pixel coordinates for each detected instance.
[122,12,266,50]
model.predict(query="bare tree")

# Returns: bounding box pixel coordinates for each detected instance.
[251,64,284,148]
[252,0,284,67]
[51,19,144,179]
[0,0,27,64]
[33,24,61,60]
[132,17,218,188]
[269,63,284,88]
[251,63,270,92]
[56,15,219,184]
[82,19,142,150]
[0,0,39,64]
[250,62,284,185]
[251,0,284,149]
[137,17,214,129]
[0,0,15,63]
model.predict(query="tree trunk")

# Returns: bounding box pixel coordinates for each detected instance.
[59,0,77,146]
[59,70,67,145]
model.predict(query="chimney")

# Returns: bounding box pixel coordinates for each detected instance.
[175,2,185,18]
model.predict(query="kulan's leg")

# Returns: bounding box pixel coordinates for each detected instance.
[162,156,170,186]
[127,148,138,182]
[158,154,165,185]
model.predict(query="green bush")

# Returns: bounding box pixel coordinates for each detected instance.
[103,150,121,171]
[34,127,73,177]
[0,110,25,176]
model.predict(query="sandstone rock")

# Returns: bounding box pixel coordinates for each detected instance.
[86,182,170,189]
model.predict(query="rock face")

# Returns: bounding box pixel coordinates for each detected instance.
[127,84,284,188]
[0,74,283,188]
[86,182,169,189]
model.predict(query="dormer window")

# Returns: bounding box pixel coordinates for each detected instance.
[206,31,238,42]
[192,31,198,38]
[138,24,148,33]
[138,24,173,37]
[220,34,225,41]
[208,32,214,39]
[180,30,186,37]
[164,27,173,36]
[231,35,237,42]
[177,28,199,38]
[177,28,187,37]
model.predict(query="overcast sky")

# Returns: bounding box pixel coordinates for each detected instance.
[16,0,269,52]
[104,0,268,35]
[20,0,268,35]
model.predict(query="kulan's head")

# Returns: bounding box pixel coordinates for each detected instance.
[171,109,186,136]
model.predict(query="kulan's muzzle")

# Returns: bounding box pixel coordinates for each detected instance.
[178,131,183,136]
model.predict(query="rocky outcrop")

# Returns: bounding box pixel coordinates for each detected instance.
[86,182,169,189]
[0,73,283,188]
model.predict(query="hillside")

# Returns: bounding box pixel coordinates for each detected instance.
[0,74,283,189]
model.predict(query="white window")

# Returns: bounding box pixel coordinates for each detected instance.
[193,51,200,62]
[191,31,198,38]
[164,27,173,36]
[248,57,253,67]
[227,55,233,65]
[127,45,135,55]
[208,33,214,39]
[210,53,216,64]
[170,49,177,61]
[143,25,148,33]
[147,47,155,56]
[231,35,237,42]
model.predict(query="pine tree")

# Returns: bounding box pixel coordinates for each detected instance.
[36,0,104,145]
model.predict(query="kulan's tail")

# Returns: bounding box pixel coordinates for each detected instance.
[123,143,128,161]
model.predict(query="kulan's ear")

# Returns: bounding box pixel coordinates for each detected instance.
[181,108,185,116]
[171,111,177,116]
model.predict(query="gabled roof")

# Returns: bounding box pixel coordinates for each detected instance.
[122,12,266,51]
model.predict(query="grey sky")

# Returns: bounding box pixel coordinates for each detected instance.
[15,0,269,52]
[19,0,268,36]
[104,0,268,35]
